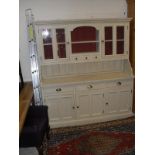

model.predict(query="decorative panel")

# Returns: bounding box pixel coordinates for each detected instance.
[72,43,98,53]
[71,26,97,42]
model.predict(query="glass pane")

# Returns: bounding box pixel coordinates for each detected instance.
[57,44,66,58]
[71,26,98,42]
[42,29,52,44]
[56,29,65,43]
[105,27,112,40]
[117,26,124,39]
[72,42,99,53]
[105,41,113,55]
[43,45,53,59]
[117,41,124,54]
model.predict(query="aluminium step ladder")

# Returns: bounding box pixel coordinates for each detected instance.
[25,9,43,105]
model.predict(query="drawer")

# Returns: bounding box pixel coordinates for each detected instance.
[76,79,133,91]
[105,79,133,88]
[43,86,74,96]
[76,82,106,91]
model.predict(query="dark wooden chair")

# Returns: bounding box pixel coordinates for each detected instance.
[19,105,50,155]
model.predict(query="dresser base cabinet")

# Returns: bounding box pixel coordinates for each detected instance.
[42,78,134,128]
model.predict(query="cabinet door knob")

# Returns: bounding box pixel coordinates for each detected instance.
[87,85,93,89]
[75,57,78,60]
[76,106,79,109]
[85,57,88,60]
[117,82,122,86]
[56,88,62,92]
[72,106,75,109]
[106,102,109,105]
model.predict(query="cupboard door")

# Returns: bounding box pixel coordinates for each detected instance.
[104,26,113,55]
[45,94,75,123]
[104,90,118,114]
[60,95,75,120]
[56,28,67,58]
[91,90,104,116]
[76,90,91,119]
[45,97,61,122]
[116,26,125,54]
[118,88,132,112]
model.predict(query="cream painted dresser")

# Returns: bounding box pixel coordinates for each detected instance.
[35,18,134,128]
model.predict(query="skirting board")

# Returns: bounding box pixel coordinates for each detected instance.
[49,112,134,128]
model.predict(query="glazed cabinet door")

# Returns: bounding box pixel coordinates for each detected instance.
[45,93,75,125]
[37,26,69,63]
[101,24,129,58]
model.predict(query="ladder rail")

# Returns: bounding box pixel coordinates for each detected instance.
[25,9,43,105]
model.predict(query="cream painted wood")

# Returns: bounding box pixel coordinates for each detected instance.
[117,88,132,112]
[76,90,91,119]
[41,60,127,79]
[45,93,75,125]
[36,18,132,64]
[91,90,104,117]
[104,90,118,114]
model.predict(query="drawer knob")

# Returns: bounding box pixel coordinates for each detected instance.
[117,82,122,86]
[77,106,79,109]
[75,57,78,60]
[72,106,75,109]
[87,85,93,89]
[56,88,62,92]
[85,57,88,60]
[95,56,97,59]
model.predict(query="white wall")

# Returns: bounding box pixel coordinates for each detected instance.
[19,0,127,81]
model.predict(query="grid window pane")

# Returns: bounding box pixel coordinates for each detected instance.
[105,27,113,40]
[42,29,52,44]
[117,41,124,54]
[44,45,53,59]
[58,44,66,58]
[56,29,65,43]
[117,26,124,40]
[105,41,113,55]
